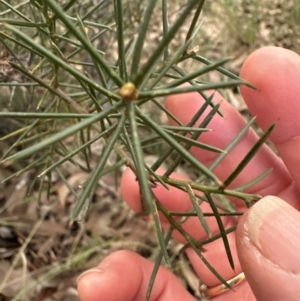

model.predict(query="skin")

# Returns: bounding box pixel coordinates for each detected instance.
[77,46,300,301]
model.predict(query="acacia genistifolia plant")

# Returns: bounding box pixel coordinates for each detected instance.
[0,0,274,300]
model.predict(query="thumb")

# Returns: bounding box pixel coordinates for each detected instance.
[236,195,300,301]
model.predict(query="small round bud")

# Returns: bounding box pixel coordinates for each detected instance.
[117,82,138,101]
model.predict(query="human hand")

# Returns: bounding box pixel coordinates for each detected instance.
[77,46,300,301]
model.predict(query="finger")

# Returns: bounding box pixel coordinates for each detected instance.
[120,167,234,243]
[165,91,295,207]
[77,250,196,301]
[121,168,244,287]
[236,195,300,301]
[186,231,241,286]
[240,46,300,192]
[207,280,256,301]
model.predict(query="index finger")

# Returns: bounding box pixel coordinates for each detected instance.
[240,46,300,191]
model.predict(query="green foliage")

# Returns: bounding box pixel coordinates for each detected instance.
[0,0,276,299]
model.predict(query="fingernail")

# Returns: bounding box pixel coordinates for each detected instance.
[76,268,105,284]
[245,195,300,272]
